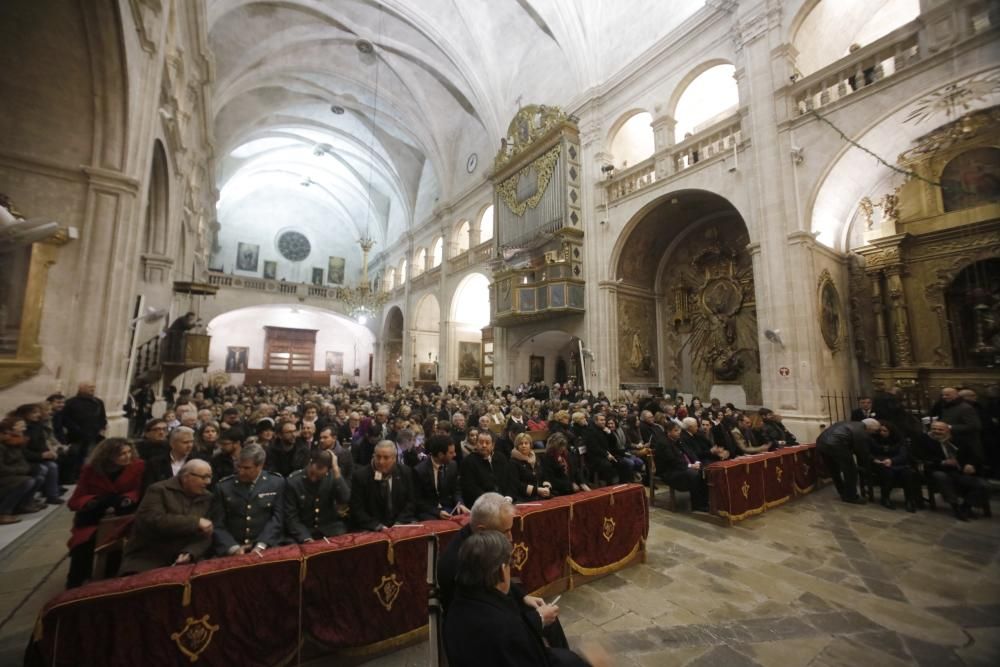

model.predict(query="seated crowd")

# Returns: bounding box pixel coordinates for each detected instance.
[1,380,992,591]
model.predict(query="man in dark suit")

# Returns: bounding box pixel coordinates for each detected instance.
[350,440,416,531]
[413,435,466,520]
[919,420,989,521]
[143,426,194,491]
[653,422,708,511]
[284,450,350,540]
[816,419,879,504]
[850,396,876,422]
[267,420,309,478]
[459,430,515,508]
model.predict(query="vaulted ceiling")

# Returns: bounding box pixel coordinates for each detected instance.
[208,0,704,253]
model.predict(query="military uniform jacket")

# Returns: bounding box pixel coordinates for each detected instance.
[211,471,285,555]
[283,470,350,542]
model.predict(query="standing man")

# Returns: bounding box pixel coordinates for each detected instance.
[283,450,351,541]
[120,460,214,572]
[61,382,107,482]
[816,419,879,504]
[211,443,285,556]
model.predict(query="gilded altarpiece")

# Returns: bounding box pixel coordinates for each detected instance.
[657,224,761,404]
[849,106,1000,398]
[617,293,657,383]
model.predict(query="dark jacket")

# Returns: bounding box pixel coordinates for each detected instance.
[21,421,51,465]
[135,438,168,462]
[349,464,416,531]
[142,454,187,492]
[283,469,350,541]
[459,450,515,508]
[120,476,213,573]
[760,420,797,447]
[939,399,983,456]
[539,450,575,496]
[653,436,693,478]
[210,471,285,554]
[0,443,34,498]
[266,440,309,478]
[816,421,872,462]
[412,458,461,519]
[508,451,544,501]
[444,587,552,667]
[61,395,107,445]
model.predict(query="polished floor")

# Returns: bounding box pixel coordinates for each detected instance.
[1,485,998,666]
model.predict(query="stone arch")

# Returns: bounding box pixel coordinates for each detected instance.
[478,204,494,243]
[382,305,405,390]
[607,109,655,169]
[510,330,582,386]
[668,61,739,143]
[413,293,441,379]
[413,246,427,276]
[614,190,759,405]
[431,236,444,267]
[454,219,471,255]
[144,140,170,257]
[666,59,735,121]
[384,266,396,291]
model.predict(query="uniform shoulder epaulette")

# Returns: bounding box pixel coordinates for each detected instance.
[218,474,235,483]
[265,471,283,479]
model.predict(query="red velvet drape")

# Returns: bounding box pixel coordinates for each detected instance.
[706,444,819,523]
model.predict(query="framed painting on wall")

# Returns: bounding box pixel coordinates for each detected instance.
[458,341,481,380]
[325,351,344,375]
[263,260,277,280]
[418,362,437,381]
[225,346,249,373]
[312,267,324,285]
[529,355,544,383]
[236,242,259,272]
[328,256,345,285]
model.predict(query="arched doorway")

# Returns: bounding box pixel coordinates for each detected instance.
[449,273,490,384]
[383,306,404,390]
[413,294,441,384]
[614,190,760,405]
[511,330,583,387]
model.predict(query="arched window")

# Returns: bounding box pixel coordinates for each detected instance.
[431,236,443,267]
[479,205,494,243]
[610,112,654,168]
[144,141,169,256]
[399,259,408,285]
[455,220,470,255]
[674,64,739,142]
[792,0,920,76]
[385,267,396,291]
[413,247,427,275]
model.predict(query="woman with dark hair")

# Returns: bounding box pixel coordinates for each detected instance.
[194,421,220,459]
[509,432,551,501]
[65,438,145,588]
[12,403,63,504]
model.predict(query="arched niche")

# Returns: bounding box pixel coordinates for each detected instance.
[413,294,441,382]
[510,330,581,386]
[608,111,654,169]
[614,189,759,405]
[450,272,490,383]
[382,306,404,390]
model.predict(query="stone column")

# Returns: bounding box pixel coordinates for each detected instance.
[650,110,676,179]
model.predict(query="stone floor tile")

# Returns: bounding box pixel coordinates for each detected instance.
[954,626,1000,667]
[744,637,832,667]
[634,646,708,667]
[685,644,761,667]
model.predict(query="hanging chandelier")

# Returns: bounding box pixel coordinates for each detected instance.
[340,236,388,324]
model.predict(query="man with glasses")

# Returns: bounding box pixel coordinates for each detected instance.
[136,419,169,461]
[120,460,214,573]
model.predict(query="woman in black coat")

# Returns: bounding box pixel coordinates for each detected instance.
[538,433,587,496]
[508,433,551,502]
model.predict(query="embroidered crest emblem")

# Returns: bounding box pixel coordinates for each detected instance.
[373,574,403,611]
[602,516,616,542]
[741,480,751,499]
[510,541,529,571]
[171,614,219,662]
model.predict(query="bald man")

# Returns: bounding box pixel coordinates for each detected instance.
[61,381,108,482]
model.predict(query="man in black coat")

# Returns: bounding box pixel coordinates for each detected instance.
[350,440,416,531]
[653,422,708,511]
[61,382,107,481]
[850,396,876,422]
[816,419,879,504]
[459,430,515,508]
[143,426,195,491]
[575,412,619,485]
[938,387,983,458]
[413,435,466,520]
[266,420,309,478]
[919,420,988,520]
[283,450,350,541]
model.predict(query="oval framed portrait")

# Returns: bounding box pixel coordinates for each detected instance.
[819,277,842,350]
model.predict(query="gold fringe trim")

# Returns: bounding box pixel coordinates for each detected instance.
[328,624,429,657]
[715,503,766,521]
[764,495,791,510]
[566,540,641,577]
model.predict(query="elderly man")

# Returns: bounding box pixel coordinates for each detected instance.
[143,426,194,491]
[438,493,570,656]
[654,422,709,512]
[284,450,350,541]
[937,387,982,458]
[920,420,988,521]
[120,460,214,572]
[460,430,515,508]
[816,419,879,504]
[211,443,285,556]
[350,440,416,531]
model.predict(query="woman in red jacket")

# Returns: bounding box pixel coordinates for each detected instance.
[66,438,144,588]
